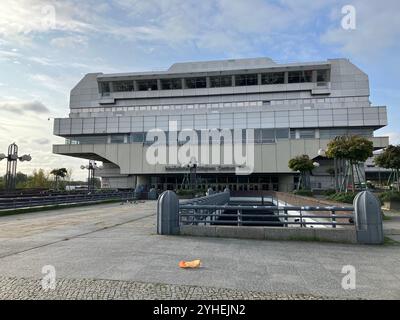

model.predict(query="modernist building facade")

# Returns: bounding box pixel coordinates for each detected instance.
[53,57,388,191]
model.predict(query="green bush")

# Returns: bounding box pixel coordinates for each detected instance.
[323,189,336,196]
[293,189,313,197]
[328,192,357,204]
[379,191,400,202]
[176,189,206,197]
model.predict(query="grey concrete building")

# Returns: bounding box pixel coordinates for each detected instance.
[53,57,388,191]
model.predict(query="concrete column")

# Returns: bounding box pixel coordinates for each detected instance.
[284,72,289,84]
[312,70,317,83]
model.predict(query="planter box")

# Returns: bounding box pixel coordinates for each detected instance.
[383,200,400,210]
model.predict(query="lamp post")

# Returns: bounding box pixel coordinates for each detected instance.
[0,143,32,192]
[80,160,101,192]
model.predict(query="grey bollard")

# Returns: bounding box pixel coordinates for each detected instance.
[157,191,179,235]
[354,190,384,244]
[206,188,214,196]
[148,188,157,200]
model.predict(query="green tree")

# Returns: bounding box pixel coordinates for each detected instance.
[50,168,68,190]
[288,155,315,190]
[326,135,373,192]
[374,145,400,191]
[15,172,28,188]
[27,169,50,189]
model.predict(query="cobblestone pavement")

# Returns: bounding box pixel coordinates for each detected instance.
[0,277,334,300]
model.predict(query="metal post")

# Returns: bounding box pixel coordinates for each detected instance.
[299,209,304,227]
[331,210,336,228]
[284,208,288,227]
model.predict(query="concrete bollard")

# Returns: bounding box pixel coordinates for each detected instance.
[354,190,384,244]
[157,190,179,235]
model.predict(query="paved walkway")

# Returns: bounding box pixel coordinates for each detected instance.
[0,202,399,300]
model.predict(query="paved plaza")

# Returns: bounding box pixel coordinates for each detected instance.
[0,201,399,300]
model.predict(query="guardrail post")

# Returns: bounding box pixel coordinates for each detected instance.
[299,209,304,227]
[331,210,336,228]
[237,209,242,226]
[157,191,180,235]
[354,191,384,244]
[284,208,288,227]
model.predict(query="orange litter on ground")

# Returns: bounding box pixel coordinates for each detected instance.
[178,259,201,269]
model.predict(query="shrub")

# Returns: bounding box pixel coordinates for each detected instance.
[323,189,336,196]
[379,191,400,202]
[293,189,313,197]
[328,192,357,204]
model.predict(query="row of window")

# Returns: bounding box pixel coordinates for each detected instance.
[70,96,370,114]
[99,69,329,95]
[65,127,373,145]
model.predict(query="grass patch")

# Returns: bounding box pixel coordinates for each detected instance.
[384,236,400,246]
[292,189,314,197]
[328,192,357,204]
[0,198,125,217]
[382,215,392,221]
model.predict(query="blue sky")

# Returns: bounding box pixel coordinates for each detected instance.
[0,0,399,180]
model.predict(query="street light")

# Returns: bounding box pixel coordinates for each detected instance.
[0,143,32,192]
[81,160,100,191]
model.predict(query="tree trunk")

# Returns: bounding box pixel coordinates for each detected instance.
[350,161,355,193]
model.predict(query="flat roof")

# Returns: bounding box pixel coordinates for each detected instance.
[96,57,332,80]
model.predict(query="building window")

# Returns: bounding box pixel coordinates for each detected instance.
[235,74,258,86]
[185,77,206,89]
[69,135,108,144]
[261,129,275,143]
[275,128,289,139]
[161,78,182,90]
[110,135,125,144]
[288,70,312,83]
[137,79,158,91]
[210,75,232,87]
[261,72,284,85]
[99,82,111,96]
[112,81,134,92]
[317,69,329,82]
[130,133,144,143]
[298,129,315,139]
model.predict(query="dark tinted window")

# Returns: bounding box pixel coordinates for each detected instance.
[210,75,232,87]
[235,74,258,86]
[99,82,110,96]
[137,79,158,91]
[261,72,285,84]
[161,78,182,90]
[185,77,207,89]
[112,81,134,92]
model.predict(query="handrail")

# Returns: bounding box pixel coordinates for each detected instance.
[179,202,354,228]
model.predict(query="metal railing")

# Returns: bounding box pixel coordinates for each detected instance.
[180,191,230,206]
[179,204,354,228]
[0,191,138,211]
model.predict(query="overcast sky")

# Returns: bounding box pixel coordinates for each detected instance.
[0,0,399,180]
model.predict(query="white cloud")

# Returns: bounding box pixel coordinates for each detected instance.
[0,99,50,114]
[50,35,88,48]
